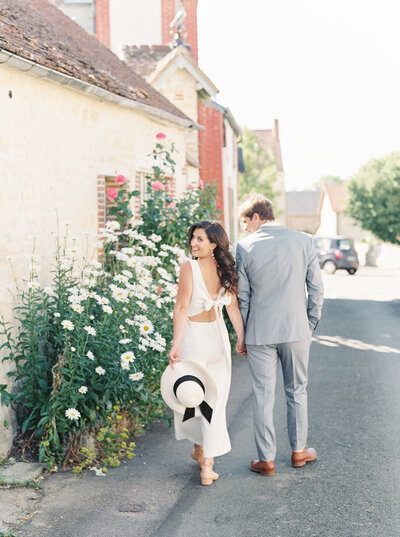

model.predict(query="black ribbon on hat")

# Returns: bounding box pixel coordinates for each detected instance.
[173,375,213,423]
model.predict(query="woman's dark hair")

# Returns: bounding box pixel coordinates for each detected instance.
[188,220,238,295]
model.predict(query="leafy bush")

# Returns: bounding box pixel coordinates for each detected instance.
[0,223,184,468]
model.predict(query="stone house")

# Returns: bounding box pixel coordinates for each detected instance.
[54,0,243,242]
[0,0,196,455]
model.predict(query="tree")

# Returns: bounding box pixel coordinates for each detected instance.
[239,128,279,202]
[313,175,346,190]
[347,152,400,244]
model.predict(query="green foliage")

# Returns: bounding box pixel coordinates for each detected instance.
[239,128,280,202]
[137,138,221,247]
[0,223,183,469]
[348,152,400,244]
[0,134,221,474]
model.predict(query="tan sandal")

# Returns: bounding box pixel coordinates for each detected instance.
[200,458,219,486]
[191,444,204,467]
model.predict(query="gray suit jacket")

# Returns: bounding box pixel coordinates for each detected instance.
[236,223,324,345]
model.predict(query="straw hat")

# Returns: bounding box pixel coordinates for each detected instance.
[161,361,217,423]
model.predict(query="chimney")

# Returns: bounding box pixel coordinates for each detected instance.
[274,119,279,139]
[95,0,110,47]
[161,0,199,62]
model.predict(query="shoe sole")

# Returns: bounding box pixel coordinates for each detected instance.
[250,467,275,476]
[292,457,317,468]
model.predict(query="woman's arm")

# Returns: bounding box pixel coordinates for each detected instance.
[167,261,193,368]
[226,293,247,355]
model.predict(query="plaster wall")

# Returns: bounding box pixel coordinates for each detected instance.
[317,195,337,236]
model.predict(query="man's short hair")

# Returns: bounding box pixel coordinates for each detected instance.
[239,193,275,221]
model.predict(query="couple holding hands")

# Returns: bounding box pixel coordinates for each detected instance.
[161,194,324,485]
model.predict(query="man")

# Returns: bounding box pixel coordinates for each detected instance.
[236,194,324,476]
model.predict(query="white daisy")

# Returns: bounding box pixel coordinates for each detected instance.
[121,351,135,363]
[139,321,154,336]
[78,386,88,394]
[71,304,84,314]
[71,347,76,352]
[84,326,96,336]
[61,320,74,331]
[65,408,81,420]
[95,366,106,375]
[121,361,130,370]
[27,281,40,290]
[54,312,61,318]
[43,286,54,296]
[102,305,113,314]
[86,351,95,360]
[129,372,144,381]
[119,338,132,345]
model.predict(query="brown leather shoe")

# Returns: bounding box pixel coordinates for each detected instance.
[291,447,317,467]
[250,459,275,476]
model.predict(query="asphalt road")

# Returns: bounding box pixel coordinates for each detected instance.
[21,268,400,537]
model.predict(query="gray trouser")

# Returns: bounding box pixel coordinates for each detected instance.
[246,340,311,462]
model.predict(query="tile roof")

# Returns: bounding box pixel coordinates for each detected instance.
[286,190,323,216]
[123,44,172,79]
[0,0,191,122]
[323,183,348,213]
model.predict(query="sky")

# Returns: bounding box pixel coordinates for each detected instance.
[197,0,400,191]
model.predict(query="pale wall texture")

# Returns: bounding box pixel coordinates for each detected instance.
[157,66,200,182]
[0,63,187,455]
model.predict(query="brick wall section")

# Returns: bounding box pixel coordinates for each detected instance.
[161,0,198,61]
[95,0,110,47]
[198,99,224,223]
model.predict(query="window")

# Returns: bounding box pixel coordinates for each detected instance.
[338,239,353,251]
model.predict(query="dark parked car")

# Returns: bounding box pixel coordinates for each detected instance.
[312,236,359,274]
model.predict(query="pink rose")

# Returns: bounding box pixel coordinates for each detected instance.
[198,178,204,189]
[156,132,166,139]
[151,180,164,191]
[165,184,172,192]
[107,187,118,200]
[115,174,126,184]
[188,184,195,190]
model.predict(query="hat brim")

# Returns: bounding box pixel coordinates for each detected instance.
[161,360,218,418]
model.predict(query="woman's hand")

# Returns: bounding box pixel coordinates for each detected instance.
[236,338,247,356]
[168,344,181,370]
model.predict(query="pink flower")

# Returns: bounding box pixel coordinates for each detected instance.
[198,178,204,190]
[107,187,118,200]
[165,184,172,192]
[188,184,195,190]
[156,132,166,139]
[151,180,164,191]
[115,174,126,184]
[216,204,223,211]
[170,202,176,209]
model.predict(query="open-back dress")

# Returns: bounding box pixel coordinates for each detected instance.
[174,259,232,458]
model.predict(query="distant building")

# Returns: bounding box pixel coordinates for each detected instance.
[251,120,286,223]
[286,191,322,233]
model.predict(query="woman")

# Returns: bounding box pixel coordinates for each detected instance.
[167,220,246,485]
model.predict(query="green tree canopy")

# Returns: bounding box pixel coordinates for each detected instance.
[313,175,346,190]
[348,152,400,244]
[239,128,279,202]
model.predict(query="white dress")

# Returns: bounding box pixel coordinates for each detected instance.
[174,259,232,458]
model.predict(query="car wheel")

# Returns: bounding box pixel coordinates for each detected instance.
[347,268,357,275]
[323,260,337,274]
